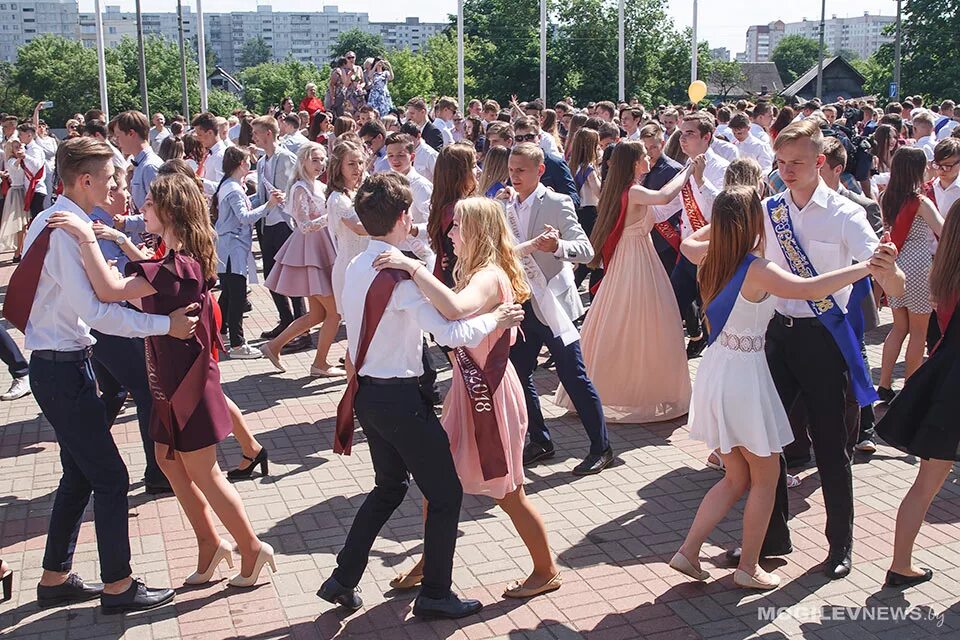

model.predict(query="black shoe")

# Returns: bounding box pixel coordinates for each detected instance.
[12,254,21,264]
[243,300,253,314]
[541,356,556,370]
[102,390,129,429]
[786,454,812,470]
[260,323,289,340]
[724,545,793,566]
[227,447,269,480]
[572,447,614,476]
[686,336,707,359]
[522,441,556,467]
[281,334,312,355]
[412,592,483,619]
[877,386,896,404]
[824,548,852,580]
[100,578,174,615]
[885,568,933,588]
[37,574,104,609]
[317,576,362,610]
[144,481,173,495]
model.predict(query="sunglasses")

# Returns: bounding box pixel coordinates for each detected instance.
[514,133,538,143]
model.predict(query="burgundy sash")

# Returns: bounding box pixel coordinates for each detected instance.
[924,180,937,210]
[431,203,456,282]
[680,180,708,231]
[335,268,411,455]
[2,226,53,332]
[452,329,511,481]
[22,161,44,210]
[590,189,630,295]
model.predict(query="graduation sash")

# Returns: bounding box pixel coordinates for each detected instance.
[767,195,879,407]
[680,179,708,231]
[22,161,44,210]
[704,254,758,345]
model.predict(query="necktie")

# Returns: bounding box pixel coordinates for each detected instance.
[3,226,53,333]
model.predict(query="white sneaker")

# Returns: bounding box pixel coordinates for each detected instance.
[855,439,878,453]
[228,343,263,359]
[1,376,30,401]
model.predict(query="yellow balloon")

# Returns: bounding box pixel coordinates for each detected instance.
[688,80,708,103]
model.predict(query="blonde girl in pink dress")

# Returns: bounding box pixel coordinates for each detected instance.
[373,196,561,599]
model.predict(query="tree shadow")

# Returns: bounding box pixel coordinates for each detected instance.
[0,414,54,461]
[216,420,331,486]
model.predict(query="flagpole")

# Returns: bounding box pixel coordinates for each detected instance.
[93,0,109,119]
[197,0,208,112]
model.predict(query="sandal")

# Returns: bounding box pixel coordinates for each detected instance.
[503,572,562,599]
[705,450,725,473]
[786,474,802,488]
[388,569,423,590]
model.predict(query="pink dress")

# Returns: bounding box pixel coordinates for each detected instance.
[264,180,337,298]
[441,269,526,499]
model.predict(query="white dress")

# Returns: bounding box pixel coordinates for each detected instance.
[327,190,368,313]
[688,292,794,456]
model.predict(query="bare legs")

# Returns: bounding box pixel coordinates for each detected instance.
[890,458,953,577]
[157,443,264,577]
[225,396,263,472]
[264,295,343,373]
[677,448,780,579]
[880,308,930,389]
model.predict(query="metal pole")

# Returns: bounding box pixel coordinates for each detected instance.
[135,0,149,115]
[197,0,208,112]
[539,0,546,103]
[690,0,698,83]
[93,0,109,119]
[177,0,189,119]
[893,0,902,101]
[618,0,624,101]
[816,0,825,100]
[457,0,464,108]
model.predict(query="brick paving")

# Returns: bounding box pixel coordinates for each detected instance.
[2,253,960,640]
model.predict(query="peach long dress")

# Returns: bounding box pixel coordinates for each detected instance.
[556,199,691,423]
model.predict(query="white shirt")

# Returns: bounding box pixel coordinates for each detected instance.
[22,141,48,195]
[228,123,242,142]
[930,176,960,253]
[539,133,560,157]
[106,140,129,173]
[763,181,878,318]
[513,183,544,242]
[149,126,170,152]
[435,119,456,147]
[626,129,642,141]
[202,140,227,195]
[20,196,170,351]
[936,119,959,141]
[715,123,732,141]
[413,139,438,182]
[914,134,936,161]
[397,166,435,267]
[343,239,498,378]
[652,151,725,239]
[735,133,775,172]
[750,123,771,146]
[5,157,24,187]
[710,136,740,164]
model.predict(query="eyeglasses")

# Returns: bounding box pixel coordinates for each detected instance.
[933,159,960,171]
[514,133,538,143]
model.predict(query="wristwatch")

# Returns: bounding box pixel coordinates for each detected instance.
[114,234,129,247]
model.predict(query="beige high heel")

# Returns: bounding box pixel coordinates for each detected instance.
[184,540,234,585]
[227,542,277,588]
[734,568,780,590]
[669,552,710,581]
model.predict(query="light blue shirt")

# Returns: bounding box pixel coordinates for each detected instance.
[215,177,268,278]
[89,207,129,272]
[123,147,162,240]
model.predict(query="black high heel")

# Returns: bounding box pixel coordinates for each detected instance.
[227,448,269,480]
[2,560,13,602]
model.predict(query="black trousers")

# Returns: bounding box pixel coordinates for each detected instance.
[217,271,248,348]
[927,310,942,354]
[333,381,462,599]
[90,330,165,486]
[30,354,131,583]
[0,327,28,379]
[260,222,304,326]
[671,256,705,339]
[28,194,45,222]
[763,317,854,554]
[573,206,601,294]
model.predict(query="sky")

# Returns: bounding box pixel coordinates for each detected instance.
[75,0,899,55]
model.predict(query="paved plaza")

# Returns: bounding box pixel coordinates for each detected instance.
[2,254,960,640]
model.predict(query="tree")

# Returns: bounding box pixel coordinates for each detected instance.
[238,60,325,114]
[423,32,465,101]
[834,47,860,62]
[13,35,102,125]
[387,47,434,105]
[708,59,747,100]
[552,0,619,103]
[333,28,386,63]
[238,37,272,70]
[460,0,541,104]
[207,88,245,116]
[892,0,960,100]
[0,61,34,118]
[771,35,822,85]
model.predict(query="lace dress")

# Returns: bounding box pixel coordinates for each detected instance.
[327,190,368,312]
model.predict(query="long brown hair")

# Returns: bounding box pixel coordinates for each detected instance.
[325,141,364,201]
[478,145,510,197]
[697,185,766,333]
[930,200,960,307]
[589,141,646,268]
[880,146,926,227]
[428,143,477,253]
[664,128,687,165]
[149,173,219,280]
[453,197,531,304]
[873,123,898,172]
[208,145,249,222]
[567,127,600,179]
[770,106,795,138]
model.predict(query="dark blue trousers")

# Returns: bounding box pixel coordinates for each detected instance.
[90,330,165,486]
[30,354,132,583]
[0,327,28,379]
[670,255,705,340]
[509,301,609,456]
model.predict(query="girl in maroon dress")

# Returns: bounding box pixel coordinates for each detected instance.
[47,173,276,588]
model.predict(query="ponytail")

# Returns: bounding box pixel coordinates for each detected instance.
[210,146,250,222]
[209,173,231,222]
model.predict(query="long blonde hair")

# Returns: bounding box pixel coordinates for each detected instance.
[452,197,531,304]
[289,142,327,199]
[149,173,219,280]
[478,145,510,196]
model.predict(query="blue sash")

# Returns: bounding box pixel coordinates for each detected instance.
[485,181,505,199]
[705,254,758,346]
[574,165,594,192]
[935,116,951,135]
[766,195,879,407]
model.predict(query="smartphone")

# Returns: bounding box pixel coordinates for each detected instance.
[39,100,54,110]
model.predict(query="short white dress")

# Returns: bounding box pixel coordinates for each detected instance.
[327,190,368,313]
[688,292,794,457]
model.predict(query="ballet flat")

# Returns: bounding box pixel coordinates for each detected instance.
[310,366,347,378]
[885,568,933,588]
[669,552,710,581]
[259,344,285,372]
[734,568,780,590]
[503,572,563,599]
[227,542,277,588]
[184,540,234,585]
[388,569,424,590]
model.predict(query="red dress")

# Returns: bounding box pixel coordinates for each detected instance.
[125,252,231,456]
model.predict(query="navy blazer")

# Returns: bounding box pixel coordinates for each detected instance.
[540,152,581,209]
[422,120,444,151]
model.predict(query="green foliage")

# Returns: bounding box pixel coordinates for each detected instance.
[771,35,822,85]
[708,59,747,100]
[851,50,892,98]
[422,31,465,100]
[238,60,325,114]
[238,37,272,70]
[834,47,860,62]
[13,35,101,125]
[387,47,434,105]
[207,89,244,117]
[894,0,960,100]
[0,61,36,118]
[333,29,386,63]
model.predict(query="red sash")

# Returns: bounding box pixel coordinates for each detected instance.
[22,161,44,210]
[591,189,631,295]
[654,220,681,252]
[431,203,456,282]
[452,329,511,481]
[889,196,921,252]
[932,295,957,355]
[680,180,708,231]
[2,226,53,332]
[1,174,9,198]
[334,268,411,455]
[924,180,937,210]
